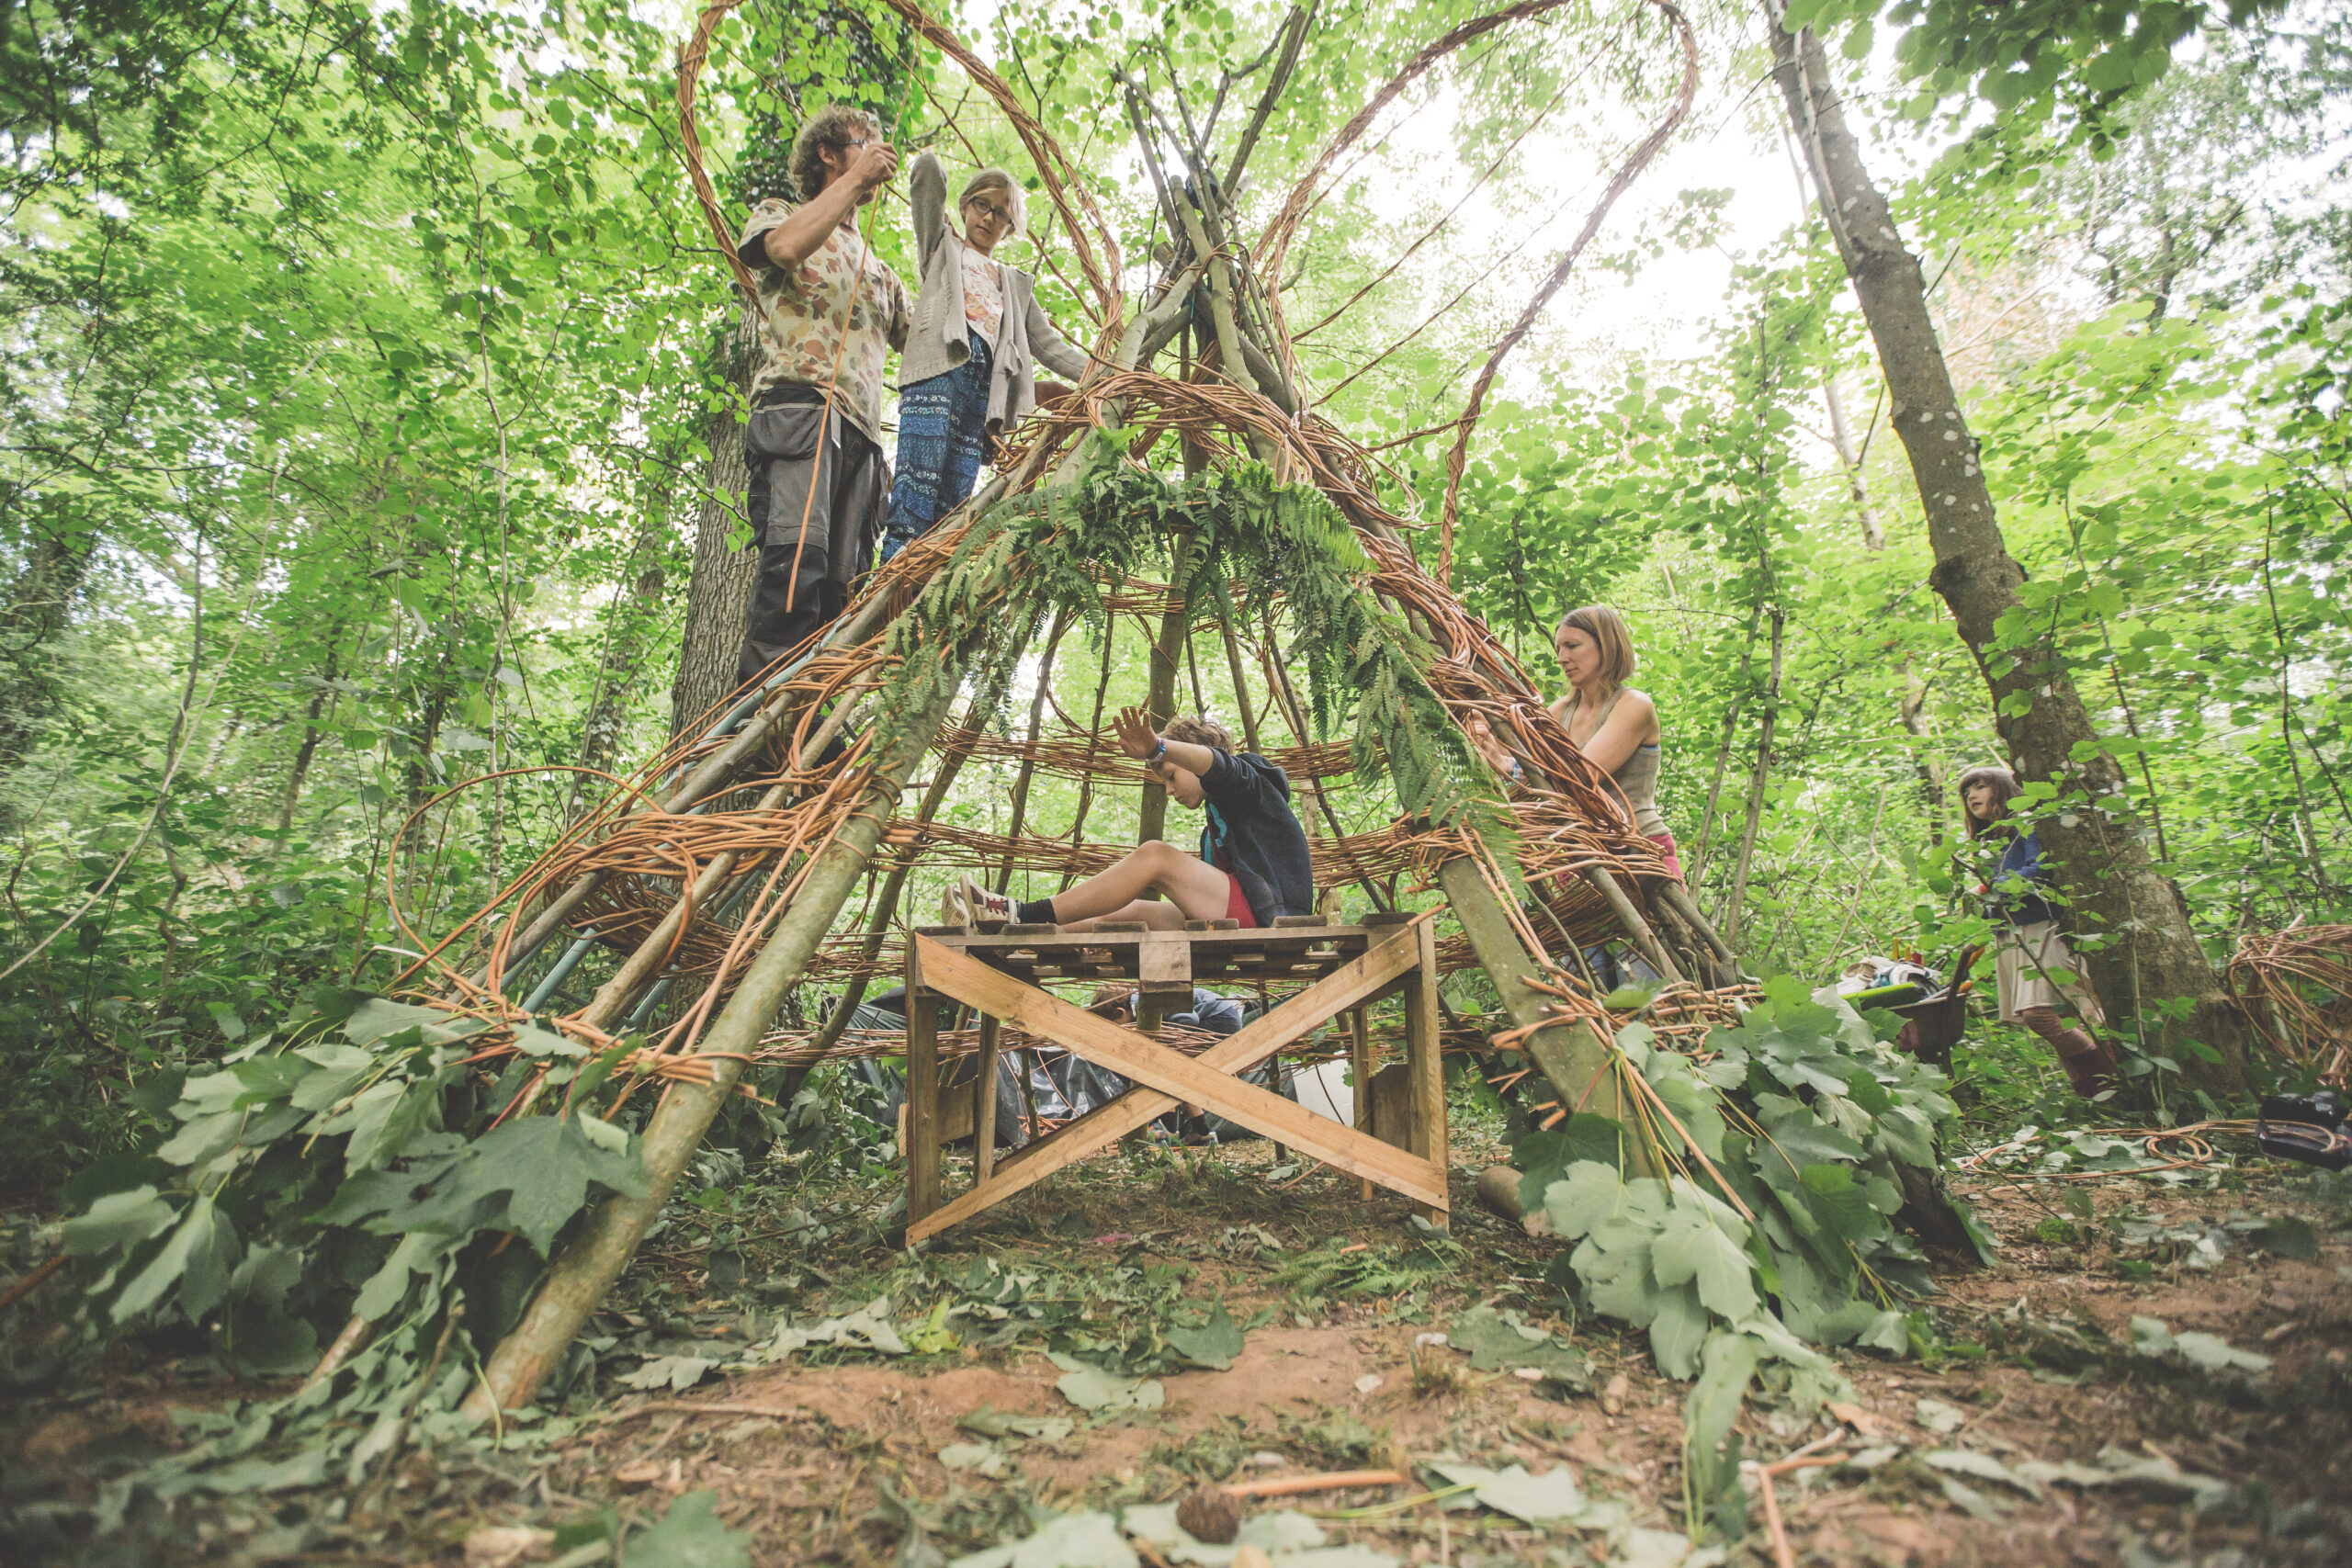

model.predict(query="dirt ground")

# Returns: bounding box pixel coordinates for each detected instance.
[6,1128,2349,1566]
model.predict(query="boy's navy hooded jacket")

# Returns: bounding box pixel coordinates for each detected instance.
[1977,829,2061,929]
[1193,749,1315,923]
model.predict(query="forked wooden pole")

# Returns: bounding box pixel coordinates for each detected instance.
[459,265,1206,1412]
[463,587,1020,1416]
[1580,863,1686,986]
[1435,857,1654,1176]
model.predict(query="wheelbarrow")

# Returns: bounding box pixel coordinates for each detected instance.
[1843,946,1982,1073]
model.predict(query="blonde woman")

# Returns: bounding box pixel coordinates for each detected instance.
[881,154,1091,560]
[1470,604,1681,879]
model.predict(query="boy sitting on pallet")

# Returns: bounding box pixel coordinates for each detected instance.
[947,706,1314,931]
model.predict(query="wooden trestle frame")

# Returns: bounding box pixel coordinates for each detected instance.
[902,912,1448,1242]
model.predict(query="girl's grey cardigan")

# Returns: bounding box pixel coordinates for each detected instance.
[899,152,1092,431]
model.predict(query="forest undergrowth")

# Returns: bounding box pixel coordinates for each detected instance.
[4,1066,2348,1567]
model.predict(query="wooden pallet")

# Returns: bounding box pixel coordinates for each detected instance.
[901,912,1448,1243]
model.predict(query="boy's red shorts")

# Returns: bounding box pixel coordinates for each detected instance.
[1224,874,1258,929]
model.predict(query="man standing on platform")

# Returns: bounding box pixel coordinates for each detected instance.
[733,106,912,686]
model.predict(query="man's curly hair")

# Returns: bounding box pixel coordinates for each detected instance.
[789,106,881,202]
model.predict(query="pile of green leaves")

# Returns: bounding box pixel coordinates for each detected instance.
[44,984,650,1529]
[1265,1232,1465,1318]
[1510,980,1985,1536]
[906,1250,1268,1377]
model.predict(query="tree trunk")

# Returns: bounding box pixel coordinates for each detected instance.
[1719,607,1783,952]
[670,317,760,741]
[571,508,673,821]
[1821,374,1885,551]
[277,632,345,836]
[1767,15,2252,1095]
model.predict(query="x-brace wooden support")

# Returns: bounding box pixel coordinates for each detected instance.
[903,918,1448,1243]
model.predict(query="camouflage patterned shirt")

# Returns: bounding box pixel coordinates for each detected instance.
[739,199,912,443]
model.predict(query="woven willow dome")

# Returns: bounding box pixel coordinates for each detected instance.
[365,0,1746,1414]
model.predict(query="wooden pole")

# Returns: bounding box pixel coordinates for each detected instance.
[907,979,943,1225]
[1404,917,1448,1229]
[799,653,1023,1066]
[994,607,1074,891]
[1435,857,1652,1176]
[1579,863,1686,987]
[1349,1004,1374,1202]
[463,591,1003,1416]
[974,1014,1001,1187]
[1720,606,1784,953]
[1137,533,1193,847]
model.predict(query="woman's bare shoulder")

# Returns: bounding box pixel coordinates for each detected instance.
[1618,687,1661,735]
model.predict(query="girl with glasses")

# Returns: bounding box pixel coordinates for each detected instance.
[883,156,1094,561]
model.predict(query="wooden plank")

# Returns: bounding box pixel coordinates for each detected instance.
[1003,931,1424,1153]
[1350,1006,1374,1202]
[907,924,1429,1241]
[1434,858,1647,1177]
[1138,931,1192,998]
[1368,1062,1412,1149]
[975,1015,1001,1187]
[897,1072,974,1151]
[927,922,1373,987]
[914,939,1443,1206]
[906,981,941,1225]
[941,925,1369,958]
[1405,917,1450,1229]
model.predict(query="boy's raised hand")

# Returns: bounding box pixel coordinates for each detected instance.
[1113,705,1161,763]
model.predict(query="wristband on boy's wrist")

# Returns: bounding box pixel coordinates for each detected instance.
[1148,739,1167,761]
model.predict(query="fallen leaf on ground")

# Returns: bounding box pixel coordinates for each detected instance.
[1826,1400,1879,1436]
[950,1512,1135,1568]
[1047,1351,1165,1414]
[1430,1462,1587,1523]
[2012,1445,2233,1509]
[465,1525,554,1566]
[1922,1450,2044,1501]
[939,1442,1005,1475]
[621,1490,751,1568]
[1913,1397,1966,1434]
[962,1406,1073,1442]
[752,1296,909,1359]
[619,1354,716,1393]
[1448,1306,1590,1390]
[1168,1301,1248,1371]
